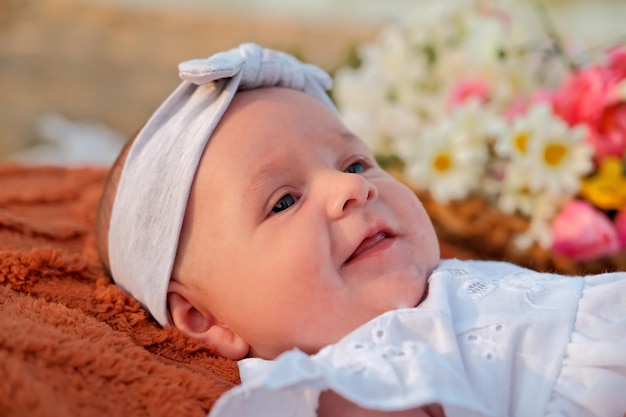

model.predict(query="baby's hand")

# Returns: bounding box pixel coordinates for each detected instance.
[317,390,445,417]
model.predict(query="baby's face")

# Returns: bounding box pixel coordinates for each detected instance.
[174,87,439,359]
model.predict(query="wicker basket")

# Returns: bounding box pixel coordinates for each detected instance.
[414,189,626,275]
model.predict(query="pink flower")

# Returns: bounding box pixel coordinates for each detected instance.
[448,79,490,106]
[592,103,626,161]
[616,208,626,247]
[550,47,626,163]
[606,46,626,79]
[551,200,620,260]
[506,90,554,120]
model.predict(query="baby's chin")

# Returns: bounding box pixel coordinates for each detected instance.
[356,285,427,327]
[389,289,428,311]
[384,268,430,309]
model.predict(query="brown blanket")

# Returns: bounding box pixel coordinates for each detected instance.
[0,164,239,417]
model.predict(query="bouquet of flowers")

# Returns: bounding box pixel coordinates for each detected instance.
[334,0,626,273]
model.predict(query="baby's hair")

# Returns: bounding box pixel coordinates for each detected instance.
[95,132,137,276]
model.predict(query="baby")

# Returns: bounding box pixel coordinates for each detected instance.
[96,43,626,417]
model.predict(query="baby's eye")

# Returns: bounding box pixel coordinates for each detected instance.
[271,194,296,214]
[344,161,365,174]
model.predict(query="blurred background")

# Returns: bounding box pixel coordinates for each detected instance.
[1,0,625,165]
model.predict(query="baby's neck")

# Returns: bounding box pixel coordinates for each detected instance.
[317,390,446,416]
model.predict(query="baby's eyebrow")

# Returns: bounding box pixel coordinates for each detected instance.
[244,155,285,199]
[339,130,360,143]
[244,131,360,198]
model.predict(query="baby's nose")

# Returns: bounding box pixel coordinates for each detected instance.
[327,172,377,219]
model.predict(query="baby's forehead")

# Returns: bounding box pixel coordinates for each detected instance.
[195,89,363,180]
[226,86,322,114]
[209,87,354,150]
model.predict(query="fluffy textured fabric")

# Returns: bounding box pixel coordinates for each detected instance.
[0,164,239,417]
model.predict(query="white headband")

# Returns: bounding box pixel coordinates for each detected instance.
[109,43,337,325]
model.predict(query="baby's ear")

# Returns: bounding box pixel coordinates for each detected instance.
[167,280,250,360]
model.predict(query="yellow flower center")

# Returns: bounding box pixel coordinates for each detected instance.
[543,142,568,166]
[581,156,626,210]
[433,153,452,172]
[514,132,529,154]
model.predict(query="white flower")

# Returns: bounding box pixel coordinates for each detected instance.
[334,65,421,156]
[401,128,478,203]
[376,26,419,85]
[497,103,593,196]
[513,198,557,250]
[514,217,553,250]
[333,0,578,229]
[403,0,473,46]
[334,64,388,153]
[399,102,496,202]
[497,179,534,216]
[444,98,506,146]
[463,21,536,106]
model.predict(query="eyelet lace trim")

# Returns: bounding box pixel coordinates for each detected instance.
[435,267,554,309]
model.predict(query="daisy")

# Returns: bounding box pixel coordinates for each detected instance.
[497,103,594,196]
[446,98,506,146]
[497,177,534,216]
[399,102,495,202]
[512,194,561,250]
[334,64,393,155]
[335,73,421,156]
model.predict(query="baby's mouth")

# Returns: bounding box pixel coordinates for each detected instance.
[345,231,391,264]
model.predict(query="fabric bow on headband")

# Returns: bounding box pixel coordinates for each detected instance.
[109,43,337,325]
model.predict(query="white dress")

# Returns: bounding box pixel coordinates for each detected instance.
[208,259,626,417]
